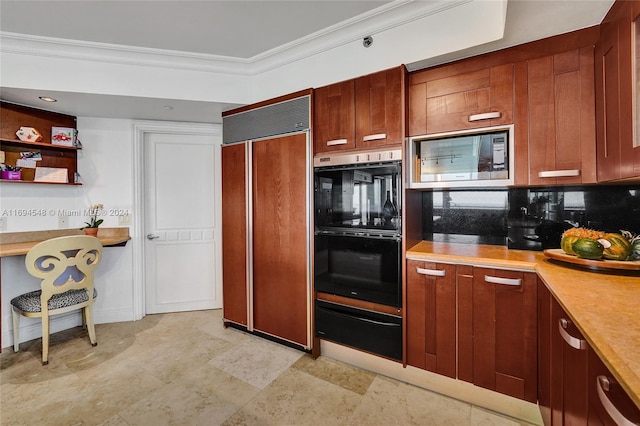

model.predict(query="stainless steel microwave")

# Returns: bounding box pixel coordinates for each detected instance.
[408,125,514,189]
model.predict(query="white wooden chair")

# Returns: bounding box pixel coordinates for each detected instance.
[11,235,103,365]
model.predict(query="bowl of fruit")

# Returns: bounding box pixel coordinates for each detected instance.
[544,228,640,270]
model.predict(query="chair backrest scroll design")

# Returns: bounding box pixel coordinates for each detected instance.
[25,235,103,314]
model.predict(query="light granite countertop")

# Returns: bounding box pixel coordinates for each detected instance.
[407,241,640,409]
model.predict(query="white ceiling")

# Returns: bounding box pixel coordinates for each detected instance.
[0,0,614,123]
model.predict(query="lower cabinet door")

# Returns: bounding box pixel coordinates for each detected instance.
[406,260,456,378]
[551,296,589,425]
[467,267,538,403]
[588,348,640,425]
[315,300,402,361]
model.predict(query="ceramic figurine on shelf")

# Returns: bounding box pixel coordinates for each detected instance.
[15,127,42,142]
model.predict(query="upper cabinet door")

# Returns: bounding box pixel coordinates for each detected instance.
[313,80,356,154]
[355,66,405,148]
[526,48,597,186]
[314,66,405,155]
[408,64,514,136]
[595,0,640,182]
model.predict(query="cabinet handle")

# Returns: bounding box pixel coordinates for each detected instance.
[326,139,348,146]
[468,112,502,122]
[483,275,521,286]
[558,318,587,350]
[537,169,581,178]
[362,133,387,142]
[416,267,446,277]
[597,376,637,426]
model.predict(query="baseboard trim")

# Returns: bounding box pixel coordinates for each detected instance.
[320,340,543,425]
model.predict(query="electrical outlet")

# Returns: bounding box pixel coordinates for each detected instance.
[0,217,7,231]
[118,213,131,225]
[58,215,69,228]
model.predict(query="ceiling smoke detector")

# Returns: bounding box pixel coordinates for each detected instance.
[363,36,373,48]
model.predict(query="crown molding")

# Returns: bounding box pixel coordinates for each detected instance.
[0,0,472,77]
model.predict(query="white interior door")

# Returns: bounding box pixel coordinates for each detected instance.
[144,131,220,314]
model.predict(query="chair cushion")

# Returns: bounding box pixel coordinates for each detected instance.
[10,288,97,313]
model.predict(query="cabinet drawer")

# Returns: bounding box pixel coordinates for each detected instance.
[315,300,402,361]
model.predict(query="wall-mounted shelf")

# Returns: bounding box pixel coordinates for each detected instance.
[0,102,80,185]
[0,137,80,151]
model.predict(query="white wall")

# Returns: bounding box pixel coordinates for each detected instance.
[0,1,507,108]
[0,117,136,349]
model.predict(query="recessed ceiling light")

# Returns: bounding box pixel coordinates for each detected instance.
[163,105,173,110]
[39,96,57,102]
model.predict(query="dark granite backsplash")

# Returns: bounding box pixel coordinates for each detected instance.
[420,185,640,250]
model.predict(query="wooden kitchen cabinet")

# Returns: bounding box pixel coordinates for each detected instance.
[252,133,309,346]
[354,66,404,149]
[595,0,640,182]
[221,134,310,347]
[459,266,538,403]
[405,260,537,403]
[538,279,640,425]
[408,63,513,136]
[221,93,311,349]
[550,287,589,425]
[525,47,597,186]
[314,66,405,154]
[406,260,456,378]
[221,142,248,326]
[313,79,356,153]
[588,347,640,425]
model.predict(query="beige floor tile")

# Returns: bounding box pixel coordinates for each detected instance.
[126,329,234,384]
[118,363,260,425]
[97,414,130,426]
[349,375,472,425]
[1,310,540,426]
[197,318,257,346]
[471,406,534,426]
[2,357,165,425]
[224,367,362,426]
[208,337,304,389]
[292,354,376,395]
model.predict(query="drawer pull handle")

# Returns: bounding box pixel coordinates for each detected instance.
[559,318,587,350]
[362,133,387,142]
[538,169,581,178]
[468,112,502,122]
[416,267,446,277]
[326,139,348,146]
[597,375,636,426]
[483,275,521,286]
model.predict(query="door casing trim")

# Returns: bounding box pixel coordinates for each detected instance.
[132,120,222,320]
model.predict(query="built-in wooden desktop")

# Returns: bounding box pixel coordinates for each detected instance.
[0,227,131,351]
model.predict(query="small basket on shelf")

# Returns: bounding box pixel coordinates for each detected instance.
[1,165,22,180]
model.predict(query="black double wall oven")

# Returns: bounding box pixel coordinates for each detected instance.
[313,149,402,360]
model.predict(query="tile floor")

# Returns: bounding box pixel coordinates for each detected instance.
[1,309,534,425]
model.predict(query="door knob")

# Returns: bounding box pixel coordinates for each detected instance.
[146,234,159,240]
